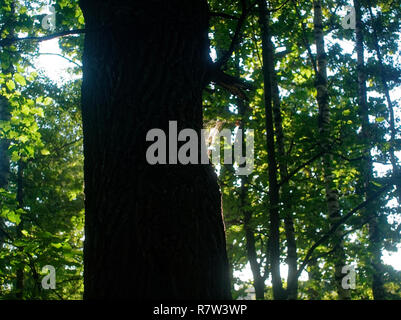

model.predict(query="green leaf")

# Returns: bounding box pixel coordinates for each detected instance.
[6,80,15,91]
[16,208,26,215]
[18,135,29,143]
[17,65,25,73]
[40,149,50,155]
[371,181,382,187]
[7,211,21,225]
[375,117,385,122]
[11,151,19,162]
[14,73,27,86]
[35,107,44,117]
[43,97,52,106]
[27,72,38,81]
[21,104,30,115]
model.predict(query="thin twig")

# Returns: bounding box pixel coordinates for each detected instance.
[210,12,240,20]
[0,29,87,47]
[295,178,398,278]
[38,53,82,68]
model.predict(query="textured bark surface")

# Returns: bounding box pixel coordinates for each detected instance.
[313,0,350,300]
[80,0,231,299]
[354,0,386,300]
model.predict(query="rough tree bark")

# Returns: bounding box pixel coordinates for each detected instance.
[79,0,231,299]
[355,0,386,299]
[313,0,350,300]
[258,0,285,300]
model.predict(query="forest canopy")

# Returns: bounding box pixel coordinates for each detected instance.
[0,0,400,300]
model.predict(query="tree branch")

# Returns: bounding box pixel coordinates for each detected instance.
[37,53,82,68]
[292,0,318,74]
[209,67,254,101]
[210,12,240,20]
[367,3,401,202]
[0,223,13,241]
[295,178,398,279]
[278,150,325,187]
[0,29,87,47]
[215,0,255,69]
[269,0,292,13]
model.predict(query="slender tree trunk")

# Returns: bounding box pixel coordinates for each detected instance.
[235,53,266,299]
[313,0,350,300]
[0,0,18,294]
[257,0,285,300]
[0,98,10,188]
[367,4,401,203]
[239,109,265,300]
[16,160,24,299]
[80,0,231,299]
[270,38,298,300]
[0,57,11,251]
[242,181,265,299]
[354,0,386,299]
[0,0,14,189]
[306,258,321,300]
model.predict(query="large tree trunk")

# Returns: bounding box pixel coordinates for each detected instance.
[80,0,231,299]
[257,0,285,300]
[354,0,386,300]
[313,0,350,300]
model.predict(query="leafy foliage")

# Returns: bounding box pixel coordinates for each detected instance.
[1,0,400,300]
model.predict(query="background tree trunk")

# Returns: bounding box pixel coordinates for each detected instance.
[16,160,24,299]
[258,0,285,300]
[235,50,266,300]
[0,0,13,188]
[270,36,298,301]
[0,0,15,192]
[0,0,15,288]
[80,0,231,299]
[354,0,386,299]
[313,0,350,300]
